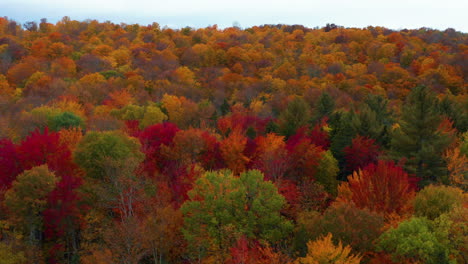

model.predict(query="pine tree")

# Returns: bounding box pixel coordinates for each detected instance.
[391,86,450,185]
[329,111,357,180]
[313,92,335,123]
[437,95,468,133]
[278,96,311,138]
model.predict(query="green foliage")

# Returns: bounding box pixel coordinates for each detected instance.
[329,111,356,179]
[49,111,83,131]
[0,243,26,264]
[391,86,450,185]
[181,169,293,261]
[110,104,167,129]
[279,96,311,137]
[438,95,468,133]
[4,165,58,239]
[110,104,145,121]
[100,70,123,79]
[73,131,144,180]
[413,184,465,220]
[433,206,468,263]
[461,132,468,157]
[300,203,385,255]
[313,92,335,122]
[314,150,339,196]
[377,217,452,264]
[139,105,167,129]
[351,104,389,145]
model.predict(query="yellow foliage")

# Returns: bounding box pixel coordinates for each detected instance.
[444,147,468,191]
[295,233,361,264]
[59,127,83,151]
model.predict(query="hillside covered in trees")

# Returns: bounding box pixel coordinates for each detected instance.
[0,17,467,263]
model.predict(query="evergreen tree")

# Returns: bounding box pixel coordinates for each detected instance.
[315,150,339,196]
[437,95,468,133]
[391,86,450,185]
[278,96,311,138]
[313,92,335,123]
[329,110,357,180]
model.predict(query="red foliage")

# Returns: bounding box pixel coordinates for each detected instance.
[286,131,325,183]
[44,172,83,238]
[217,111,269,136]
[344,136,381,174]
[138,122,180,177]
[199,131,223,170]
[124,120,141,137]
[346,160,416,216]
[16,128,75,176]
[0,139,22,188]
[310,118,331,149]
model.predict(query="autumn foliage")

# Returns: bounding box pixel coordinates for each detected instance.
[0,17,466,264]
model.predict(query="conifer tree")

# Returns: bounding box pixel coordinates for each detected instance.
[313,92,335,123]
[279,96,311,138]
[391,86,450,185]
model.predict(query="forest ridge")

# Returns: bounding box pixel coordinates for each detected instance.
[0,17,467,264]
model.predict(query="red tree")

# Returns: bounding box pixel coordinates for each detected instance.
[345,160,416,216]
[344,136,380,174]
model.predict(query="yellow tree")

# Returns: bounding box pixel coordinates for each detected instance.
[295,233,362,264]
[220,129,250,174]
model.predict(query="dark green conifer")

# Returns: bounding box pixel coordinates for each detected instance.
[391,86,450,185]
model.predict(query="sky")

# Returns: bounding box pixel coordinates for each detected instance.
[1,0,467,32]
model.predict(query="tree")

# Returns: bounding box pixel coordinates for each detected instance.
[313,92,335,123]
[74,131,144,180]
[343,161,415,217]
[344,136,380,175]
[278,96,311,138]
[391,85,450,186]
[139,105,167,129]
[314,150,339,196]
[433,206,468,263]
[294,233,362,264]
[0,243,26,264]
[0,139,21,189]
[253,133,289,181]
[181,170,293,262]
[444,147,468,191]
[49,111,83,132]
[4,165,58,244]
[317,202,385,255]
[377,217,451,264]
[413,185,465,220]
[329,111,356,179]
[220,129,250,174]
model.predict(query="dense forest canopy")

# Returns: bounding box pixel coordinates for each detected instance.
[0,17,467,264]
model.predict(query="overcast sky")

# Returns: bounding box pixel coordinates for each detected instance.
[1,0,467,32]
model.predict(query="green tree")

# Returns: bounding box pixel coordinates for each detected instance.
[315,150,339,196]
[438,95,468,133]
[49,111,83,131]
[139,105,167,129]
[279,96,311,137]
[413,185,465,220]
[74,131,144,180]
[329,111,356,179]
[181,169,293,262]
[0,243,26,264]
[313,92,335,123]
[391,86,450,185]
[351,103,390,147]
[433,206,468,263]
[377,217,451,264]
[4,165,58,244]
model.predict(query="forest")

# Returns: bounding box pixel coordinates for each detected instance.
[0,17,467,264]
